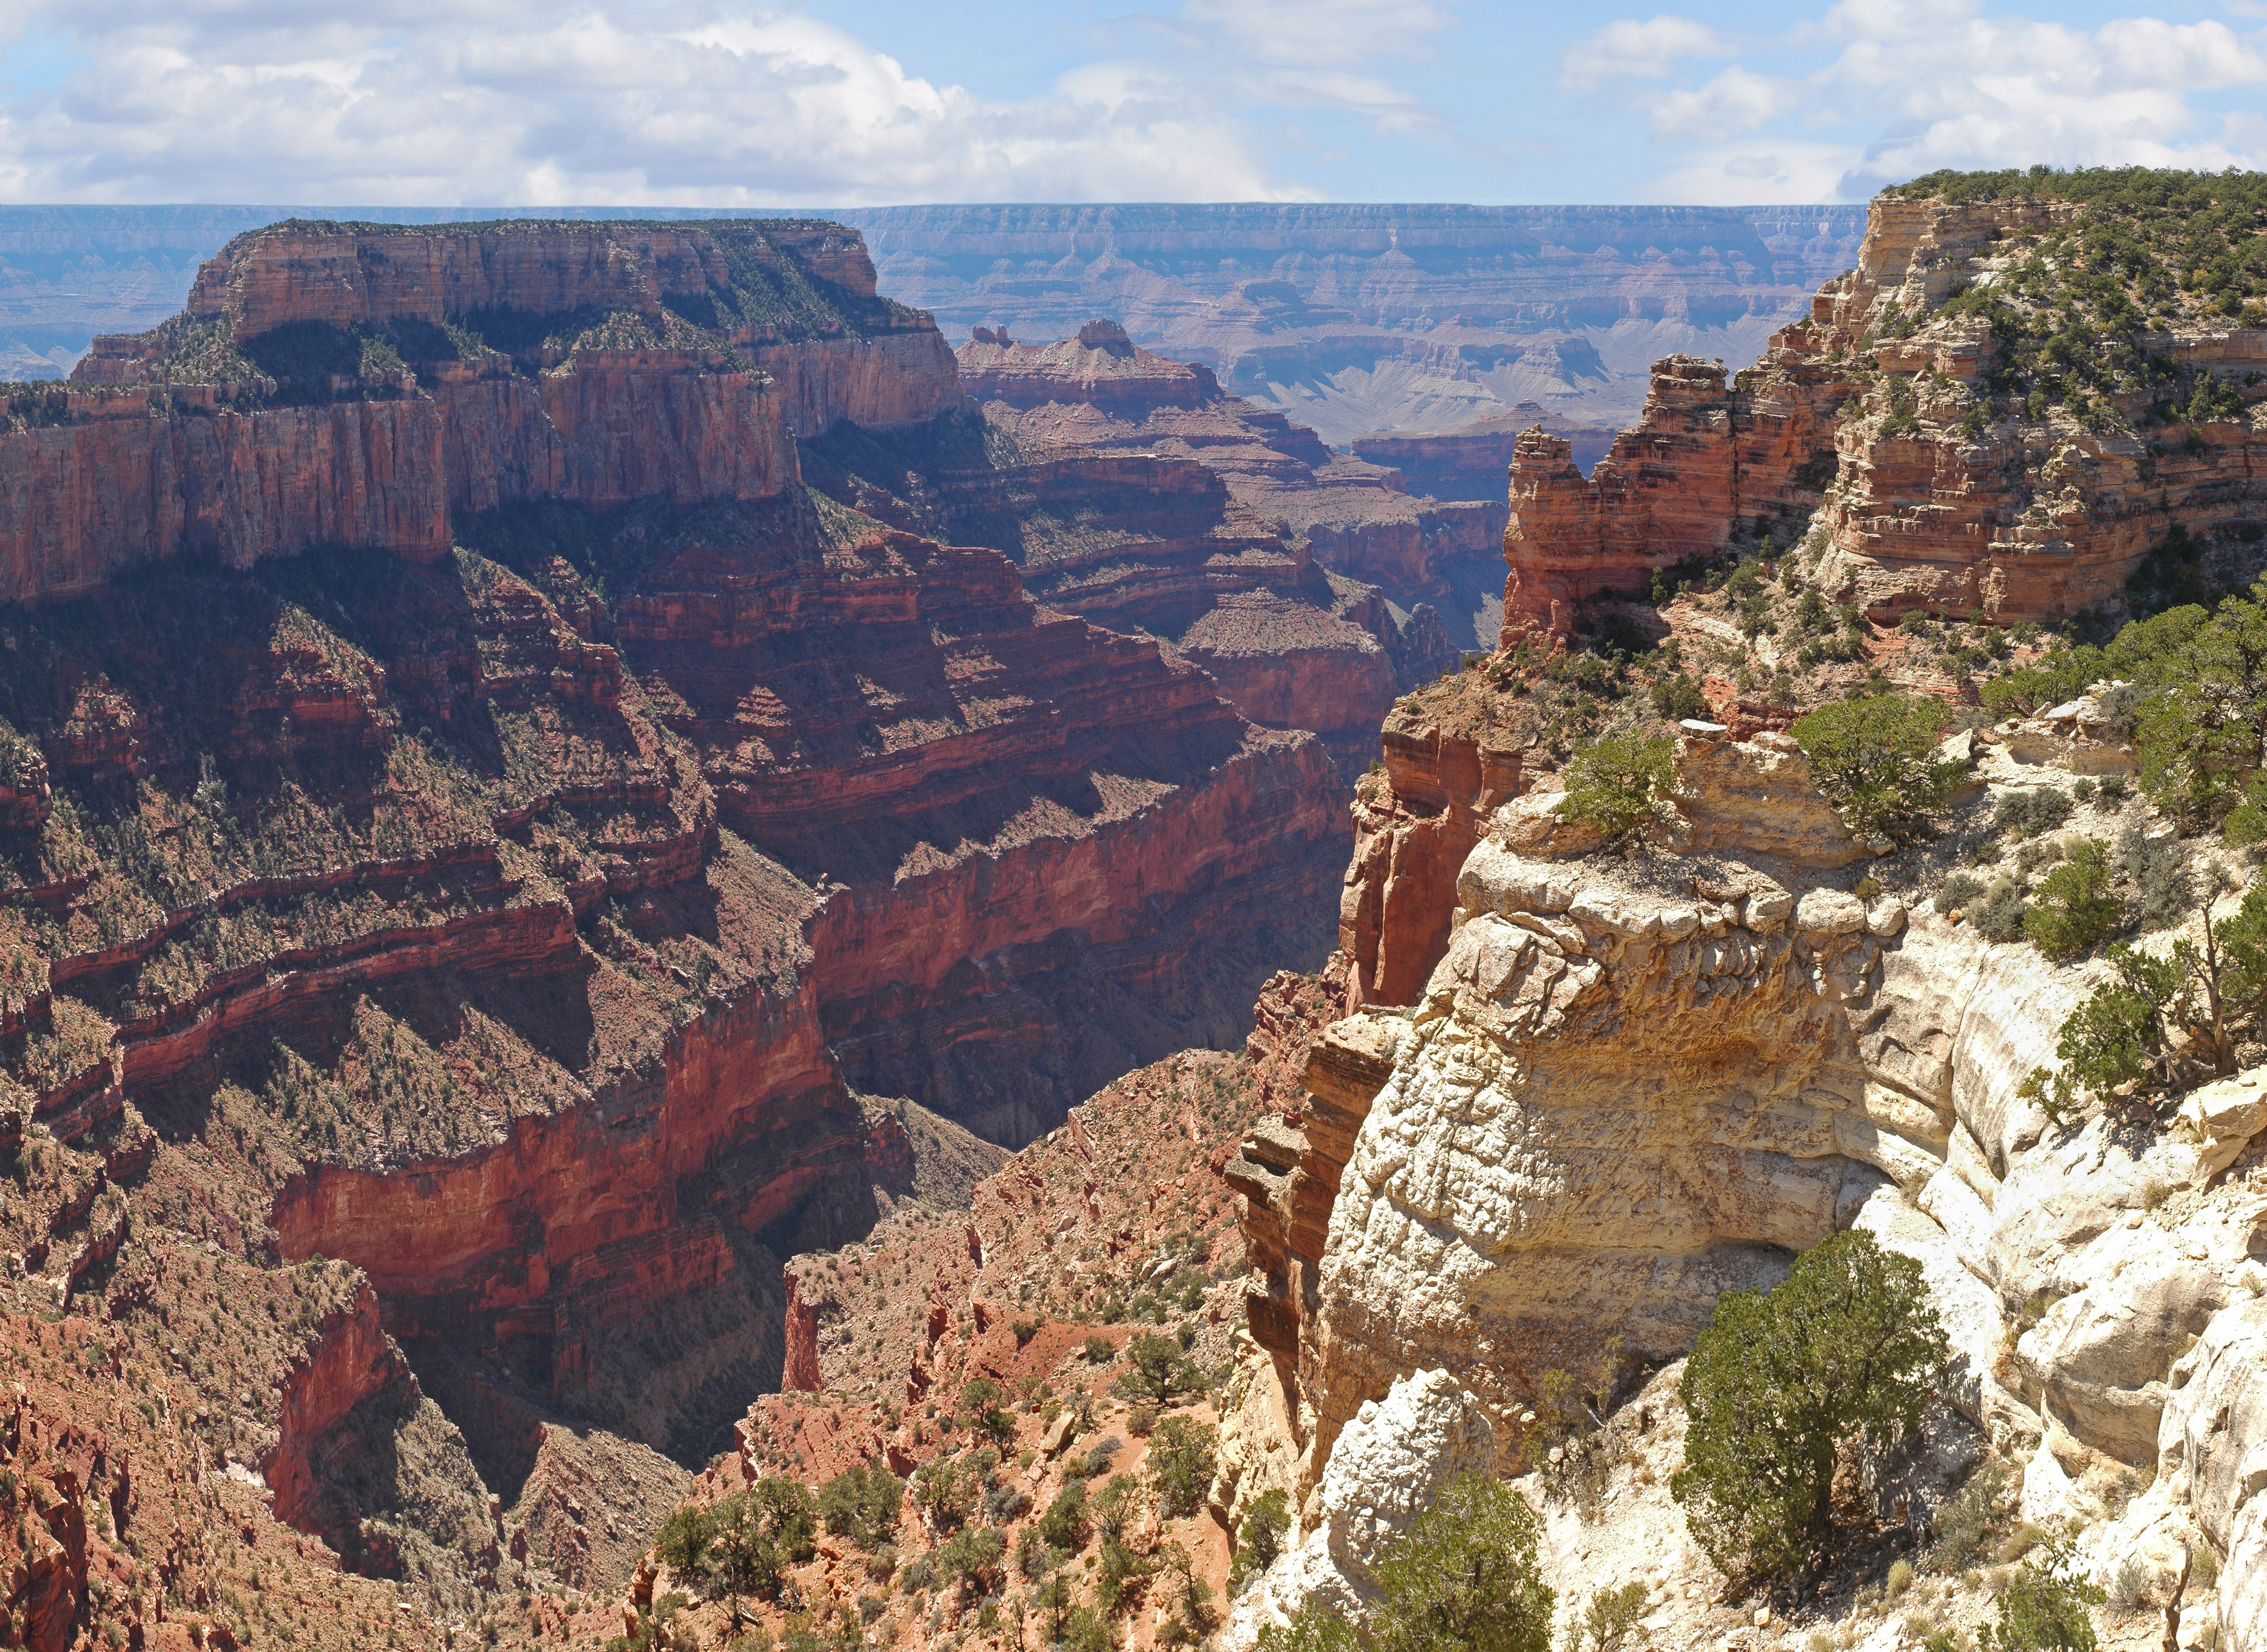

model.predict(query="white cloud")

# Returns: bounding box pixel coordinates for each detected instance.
[1560,15,1728,90]
[0,0,1464,204]
[1578,0,2267,202]
[1648,65,1795,140]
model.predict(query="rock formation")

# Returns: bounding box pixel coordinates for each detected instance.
[0,213,1351,1635]
[1502,190,2267,640]
[1225,711,2267,1648]
[1,218,957,607]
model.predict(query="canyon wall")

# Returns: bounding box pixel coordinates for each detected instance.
[0,214,1349,1605]
[1229,724,2267,1648]
[0,217,968,606]
[1502,193,2267,639]
[2,204,1868,444]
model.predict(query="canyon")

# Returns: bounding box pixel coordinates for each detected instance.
[4,204,1868,444]
[9,175,2267,1652]
[0,214,1351,1644]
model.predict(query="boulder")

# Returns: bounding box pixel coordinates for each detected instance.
[1223,1369,1495,1647]
[2178,1073,2267,1183]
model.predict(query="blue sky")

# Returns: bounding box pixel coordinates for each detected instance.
[1,1,2263,205]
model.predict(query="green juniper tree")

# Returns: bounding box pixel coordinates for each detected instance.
[1559,733,1677,851]
[1789,694,1960,841]
[1672,1230,1948,1584]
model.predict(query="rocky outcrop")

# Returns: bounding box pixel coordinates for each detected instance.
[1503,192,2267,638]
[1225,1368,1495,1645]
[1338,713,1523,1010]
[1502,343,1854,641]
[1229,717,2267,1637]
[3,217,965,606]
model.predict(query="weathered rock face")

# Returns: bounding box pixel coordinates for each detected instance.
[1501,342,1854,642]
[1232,722,2267,1636]
[1225,1368,1495,1646]
[1501,192,2267,636]
[0,389,455,598]
[1338,712,1523,1011]
[956,327,1504,656]
[4,217,960,606]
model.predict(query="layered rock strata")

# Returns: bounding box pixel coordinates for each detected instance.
[1502,344,1855,640]
[0,218,1351,1610]
[3,218,958,606]
[1230,722,2267,1647]
[1504,191,2267,638]
[958,322,1504,650]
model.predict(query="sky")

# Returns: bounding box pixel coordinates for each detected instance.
[0,0,2262,206]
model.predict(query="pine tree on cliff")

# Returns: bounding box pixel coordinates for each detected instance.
[1673,1228,1949,1585]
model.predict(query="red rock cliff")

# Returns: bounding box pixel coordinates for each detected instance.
[1502,191,2267,636]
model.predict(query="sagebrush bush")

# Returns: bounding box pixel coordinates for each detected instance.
[1973,877,2031,942]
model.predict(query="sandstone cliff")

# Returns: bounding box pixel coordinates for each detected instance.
[1,218,962,606]
[1226,721,2267,1650]
[1503,187,2267,640]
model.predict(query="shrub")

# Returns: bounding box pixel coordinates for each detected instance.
[1061,1605,1117,1652]
[1673,1229,1949,1583]
[1037,1482,1091,1552]
[1120,1332,1199,1406]
[1559,733,1677,851]
[655,1479,818,1627]
[1978,1536,2107,1650]
[1972,877,2031,942]
[818,1462,903,1550]
[1075,1474,1131,1547]
[1791,695,1959,839]
[958,1377,1014,1443]
[935,1523,1007,1599]
[912,1454,976,1532]
[1231,1488,1292,1592]
[1650,671,1707,722]
[1082,1334,1115,1363]
[1565,1581,1649,1651]
[984,1481,1031,1524]
[1079,1436,1123,1480]
[2024,841,2124,960]
[1993,788,2073,840]
[1011,1317,1041,1347]
[2116,818,2191,930]
[2029,871,2267,1112]
[1936,871,1986,915]
[1930,1460,2012,1570]
[1370,1473,1555,1652]
[1146,1416,1218,1518]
